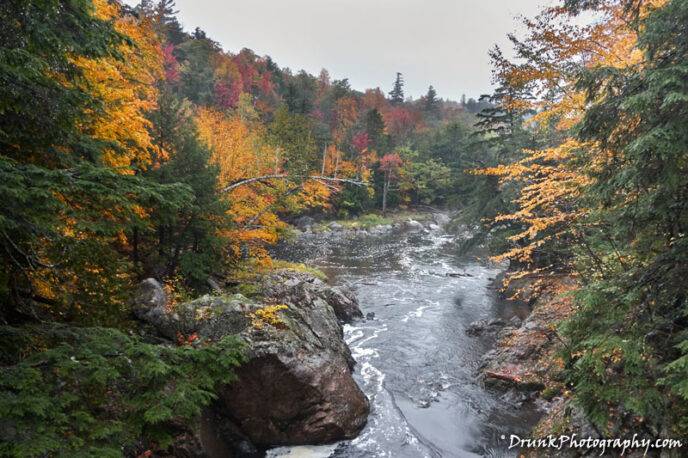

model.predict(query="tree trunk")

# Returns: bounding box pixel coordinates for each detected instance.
[382,171,390,214]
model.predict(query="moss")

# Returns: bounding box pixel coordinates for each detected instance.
[541,386,562,401]
[269,260,327,281]
[226,259,328,296]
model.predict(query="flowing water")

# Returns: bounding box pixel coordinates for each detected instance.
[268,217,539,458]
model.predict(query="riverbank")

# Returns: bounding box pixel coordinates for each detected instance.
[473,271,601,455]
[290,209,445,236]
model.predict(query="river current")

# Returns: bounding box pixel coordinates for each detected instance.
[268,217,538,458]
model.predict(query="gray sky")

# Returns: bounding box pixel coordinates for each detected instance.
[123,0,556,100]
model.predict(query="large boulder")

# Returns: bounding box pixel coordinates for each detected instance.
[133,271,369,451]
[259,270,363,324]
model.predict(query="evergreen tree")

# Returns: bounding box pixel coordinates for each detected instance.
[423,85,440,116]
[145,0,186,44]
[564,0,688,433]
[363,109,388,154]
[388,72,405,105]
[140,91,228,290]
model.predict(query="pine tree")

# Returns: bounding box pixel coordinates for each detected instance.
[388,72,405,105]
[141,90,228,289]
[364,109,387,153]
[423,85,439,116]
[563,0,688,433]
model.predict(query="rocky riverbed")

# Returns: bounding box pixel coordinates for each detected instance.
[268,212,542,457]
[133,211,563,457]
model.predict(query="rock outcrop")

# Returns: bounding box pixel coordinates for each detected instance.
[133,270,369,453]
[478,276,576,393]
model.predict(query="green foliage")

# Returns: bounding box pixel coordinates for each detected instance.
[561,0,688,435]
[268,106,319,177]
[141,90,229,291]
[0,0,123,160]
[0,155,192,324]
[0,324,246,457]
[399,148,452,205]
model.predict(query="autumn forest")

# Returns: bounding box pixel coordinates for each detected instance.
[2,0,688,456]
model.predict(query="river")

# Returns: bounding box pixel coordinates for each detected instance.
[268,215,539,458]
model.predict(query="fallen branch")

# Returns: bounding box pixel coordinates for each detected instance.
[221,174,366,193]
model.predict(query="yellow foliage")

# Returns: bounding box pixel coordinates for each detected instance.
[249,304,288,330]
[476,1,646,266]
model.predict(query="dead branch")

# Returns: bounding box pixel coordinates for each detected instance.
[221,174,366,193]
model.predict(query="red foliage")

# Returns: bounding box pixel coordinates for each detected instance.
[237,61,256,92]
[352,132,369,153]
[383,107,416,138]
[379,152,403,173]
[162,43,179,83]
[214,78,243,109]
[259,71,273,95]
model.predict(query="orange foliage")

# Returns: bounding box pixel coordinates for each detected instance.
[196,108,336,260]
[75,0,164,170]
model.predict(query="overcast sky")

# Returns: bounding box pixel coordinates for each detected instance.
[122,0,557,100]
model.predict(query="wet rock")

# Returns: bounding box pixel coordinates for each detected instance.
[295,215,315,230]
[465,318,505,337]
[428,223,440,231]
[404,219,424,231]
[328,221,343,231]
[134,271,369,451]
[433,213,450,226]
[326,285,364,323]
[488,318,506,326]
[366,312,375,320]
[509,315,523,327]
[466,319,489,336]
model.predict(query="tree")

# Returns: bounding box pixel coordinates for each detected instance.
[364,108,388,153]
[137,91,228,290]
[0,0,187,322]
[268,106,318,177]
[388,72,405,105]
[423,85,440,116]
[139,0,186,44]
[379,153,404,214]
[562,0,688,434]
